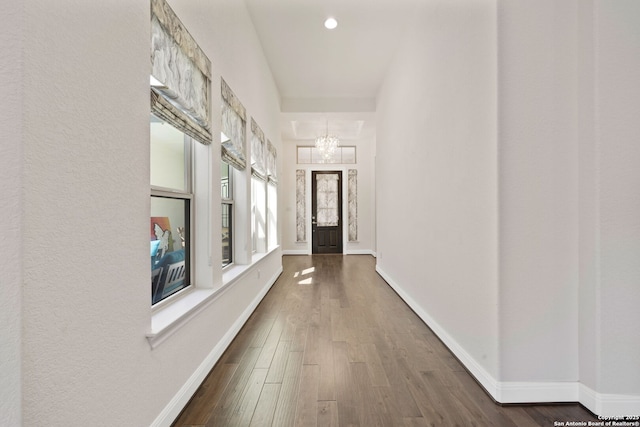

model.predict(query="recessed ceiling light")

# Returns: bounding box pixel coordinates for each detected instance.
[324,17,338,30]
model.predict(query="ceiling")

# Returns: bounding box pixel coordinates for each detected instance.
[243,0,419,141]
[280,111,376,143]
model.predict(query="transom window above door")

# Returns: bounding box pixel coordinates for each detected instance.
[297,146,356,164]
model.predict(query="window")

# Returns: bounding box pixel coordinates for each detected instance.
[221,160,233,267]
[267,182,277,249]
[220,80,246,268]
[150,114,192,305]
[297,145,357,164]
[252,176,266,253]
[266,140,278,249]
[250,118,267,254]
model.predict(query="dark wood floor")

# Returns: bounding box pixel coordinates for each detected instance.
[173,255,598,427]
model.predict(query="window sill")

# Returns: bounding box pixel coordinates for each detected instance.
[146,246,279,349]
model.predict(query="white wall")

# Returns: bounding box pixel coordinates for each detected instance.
[376,0,640,413]
[0,0,23,424]
[497,0,580,383]
[577,0,599,395]
[375,0,499,383]
[591,0,640,398]
[500,0,640,413]
[18,0,282,426]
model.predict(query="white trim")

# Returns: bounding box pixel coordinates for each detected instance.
[496,382,578,403]
[282,249,309,255]
[345,249,376,256]
[283,249,376,257]
[580,383,599,414]
[579,384,640,417]
[150,266,282,427]
[375,265,640,416]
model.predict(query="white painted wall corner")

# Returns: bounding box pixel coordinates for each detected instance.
[374,265,640,417]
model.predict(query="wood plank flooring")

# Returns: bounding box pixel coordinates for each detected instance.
[172,255,599,427]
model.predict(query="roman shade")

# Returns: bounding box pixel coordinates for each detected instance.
[250,118,266,181]
[266,140,277,184]
[221,79,247,170]
[150,0,212,145]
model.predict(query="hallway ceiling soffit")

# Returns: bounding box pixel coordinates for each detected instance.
[244,0,418,101]
[244,0,418,139]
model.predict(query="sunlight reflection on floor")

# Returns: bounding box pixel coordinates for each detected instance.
[293,267,315,284]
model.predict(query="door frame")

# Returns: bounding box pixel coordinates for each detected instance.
[310,169,345,254]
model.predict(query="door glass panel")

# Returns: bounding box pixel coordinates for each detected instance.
[316,174,339,226]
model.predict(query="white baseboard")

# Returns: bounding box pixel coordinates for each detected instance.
[579,384,640,417]
[375,265,640,417]
[375,265,501,400]
[345,249,376,256]
[282,249,309,255]
[496,381,578,403]
[283,249,377,257]
[151,267,283,427]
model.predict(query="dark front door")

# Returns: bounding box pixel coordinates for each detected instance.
[312,171,343,254]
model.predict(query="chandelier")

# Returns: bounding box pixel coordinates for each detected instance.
[315,119,339,162]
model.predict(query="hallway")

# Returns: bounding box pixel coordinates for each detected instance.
[173,255,597,426]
